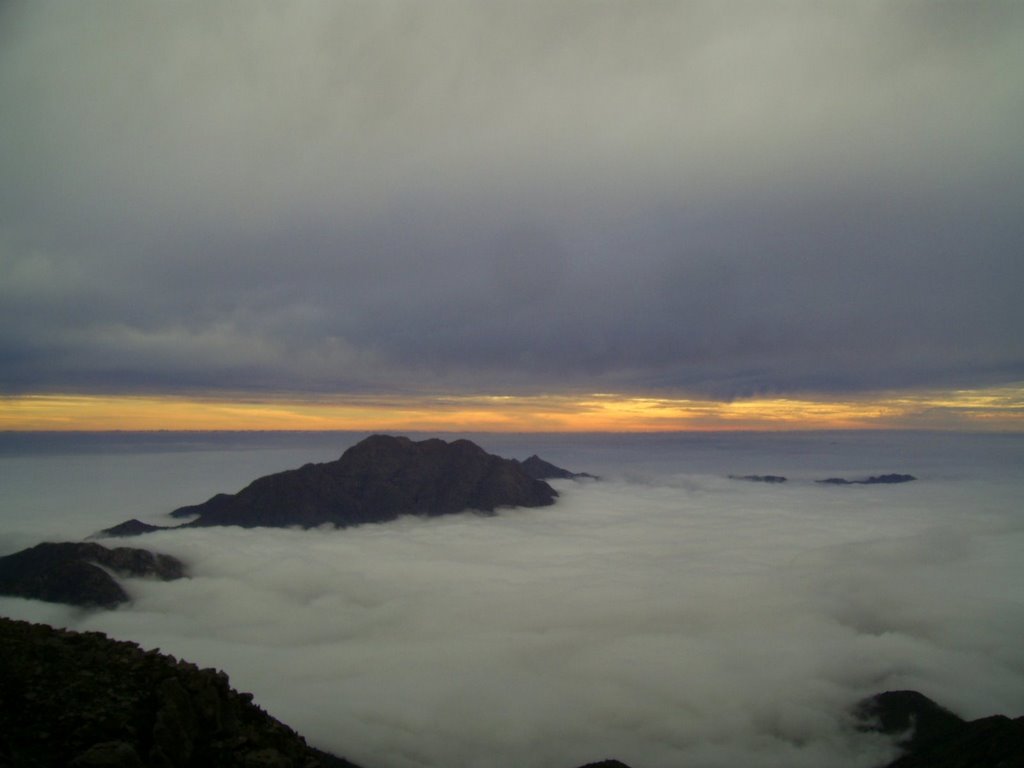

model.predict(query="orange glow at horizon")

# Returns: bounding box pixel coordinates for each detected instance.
[2,386,1023,432]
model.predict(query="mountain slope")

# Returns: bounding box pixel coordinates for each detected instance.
[167,435,558,529]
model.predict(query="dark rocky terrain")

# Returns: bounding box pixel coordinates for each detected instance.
[818,473,917,485]
[0,542,185,608]
[104,435,559,534]
[856,690,1024,767]
[1,615,1020,768]
[0,617,358,768]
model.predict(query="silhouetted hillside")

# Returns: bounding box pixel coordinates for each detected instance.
[0,542,185,608]
[102,435,559,535]
[171,435,558,528]
[0,617,359,768]
[857,690,1024,767]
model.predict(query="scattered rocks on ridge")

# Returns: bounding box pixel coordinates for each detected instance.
[0,617,359,768]
[0,542,186,608]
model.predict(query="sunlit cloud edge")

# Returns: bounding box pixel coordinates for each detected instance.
[2,384,1023,432]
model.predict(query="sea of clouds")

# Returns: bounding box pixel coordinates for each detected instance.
[2,431,1023,768]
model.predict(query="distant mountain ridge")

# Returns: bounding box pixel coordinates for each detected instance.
[518,454,599,480]
[102,435,566,535]
[817,473,917,485]
[0,436,587,610]
[170,434,558,528]
[727,473,917,485]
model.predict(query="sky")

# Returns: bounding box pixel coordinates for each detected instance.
[1,1,1023,431]
[2,431,1024,767]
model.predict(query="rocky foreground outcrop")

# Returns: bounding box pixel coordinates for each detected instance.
[0,542,185,608]
[105,435,561,534]
[856,690,1024,767]
[0,617,625,768]
[0,617,359,768]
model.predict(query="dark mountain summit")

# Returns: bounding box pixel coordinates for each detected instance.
[518,454,598,480]
[0,541,185,608]
[99,518,169,537]
[855,690,1024,767]
[160,434,558,530]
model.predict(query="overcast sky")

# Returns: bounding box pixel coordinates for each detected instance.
[2,1,1022,404]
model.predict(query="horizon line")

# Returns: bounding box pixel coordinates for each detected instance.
[2,385,1023,433]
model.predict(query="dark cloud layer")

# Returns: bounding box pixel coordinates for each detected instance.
[2,2,1022,400]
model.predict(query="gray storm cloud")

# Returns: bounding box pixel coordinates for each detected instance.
[1,2,1022,398]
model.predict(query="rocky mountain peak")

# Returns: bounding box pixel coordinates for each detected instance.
[161,435,558,530]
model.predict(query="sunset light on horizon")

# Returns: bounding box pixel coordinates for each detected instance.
[2,3,1021,435]
[3,6,1024,768]
[4,385,1022,433]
